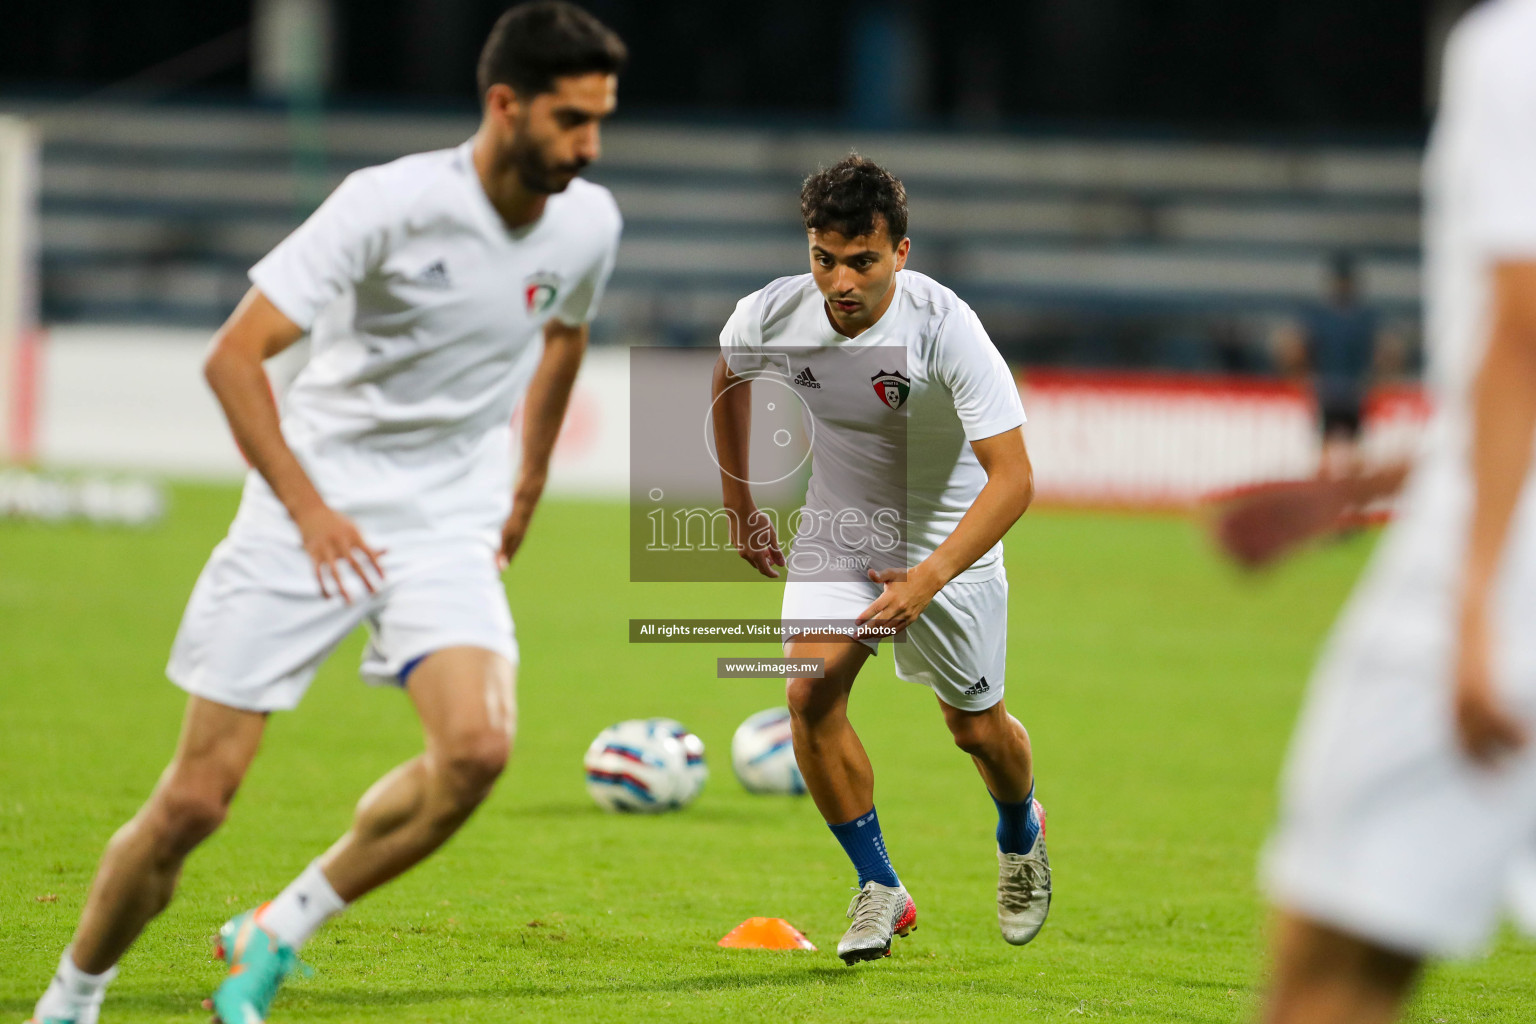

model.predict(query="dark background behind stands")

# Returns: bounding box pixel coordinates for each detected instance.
[1,1,1465,373]
[0,0,1425,131]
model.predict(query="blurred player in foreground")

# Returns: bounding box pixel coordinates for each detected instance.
[712,156,1048,965]
[1219,2,1536,1021]
[27,4,624,1022]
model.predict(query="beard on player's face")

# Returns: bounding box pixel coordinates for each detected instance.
[507,125,588,195]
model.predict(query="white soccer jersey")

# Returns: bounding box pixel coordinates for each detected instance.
[1425,0,1536,432]
[235,139,622,546]
[1397,0,1536,660]
[720,270,1026,582]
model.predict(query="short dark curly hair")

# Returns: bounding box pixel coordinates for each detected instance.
[477,2,627,101]
[800,154,908,248]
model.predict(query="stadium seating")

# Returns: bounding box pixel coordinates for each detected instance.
[3,100,1422,366]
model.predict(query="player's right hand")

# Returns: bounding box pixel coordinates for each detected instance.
[293,503,386,602]
[727,503,785,579]
[1454,608,1529,765]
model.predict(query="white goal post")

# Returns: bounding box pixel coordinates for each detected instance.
[0,116,41,464]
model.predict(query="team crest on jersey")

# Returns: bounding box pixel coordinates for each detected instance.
[523,272,562,314]
[870,369,911,410]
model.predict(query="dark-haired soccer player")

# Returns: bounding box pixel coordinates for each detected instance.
[711,155,1049,964]
[28,5,624,1022]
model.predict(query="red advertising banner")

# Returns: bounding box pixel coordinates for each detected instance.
[1019,370,1431,509]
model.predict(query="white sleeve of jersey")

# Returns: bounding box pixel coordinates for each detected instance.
[248,171,388,331]
[1467,28,1536,256]
[718,290,770,376]
[936,305,1026,441]
[554,205,623,327]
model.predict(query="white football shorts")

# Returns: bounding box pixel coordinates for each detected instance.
[780,572,1008,712]
[1263,455,1536,957]
[167,533,517,712]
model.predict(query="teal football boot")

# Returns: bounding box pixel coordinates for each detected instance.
[208,907,302,1024]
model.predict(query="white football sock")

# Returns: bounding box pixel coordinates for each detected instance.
[33,948,116,1019]
[259,860,348,949]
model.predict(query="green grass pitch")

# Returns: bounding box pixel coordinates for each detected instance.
[3,484,1534,1022]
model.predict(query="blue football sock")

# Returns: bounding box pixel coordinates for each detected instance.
[994,782,1041,855]
[828,807,900,888]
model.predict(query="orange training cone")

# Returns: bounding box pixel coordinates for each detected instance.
[718,917,817,950]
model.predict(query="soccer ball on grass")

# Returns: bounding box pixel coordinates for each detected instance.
[731,707,807,795]
[583,719,703,812]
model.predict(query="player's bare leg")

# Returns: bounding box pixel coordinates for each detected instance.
[938,696,1032,801]
[785,635,914,963]
[31,697,265,1022]
[784,635,874,823]
[1262,912,1419,1024]
[73,697,265,968]
[322,645,516,898]
[940,696,1051,945]
[208,646,514,1022]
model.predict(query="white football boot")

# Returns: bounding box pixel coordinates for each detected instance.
[836,880,917,964]
[997,798,1051,945]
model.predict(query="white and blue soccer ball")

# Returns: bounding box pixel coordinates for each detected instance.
[644,717,709,802]
[583,719,698,813]
[731,707,807,795]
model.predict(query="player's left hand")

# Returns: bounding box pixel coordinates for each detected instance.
[498,507,534,570]
[1211,477,1351,569]
[857,566,941,637]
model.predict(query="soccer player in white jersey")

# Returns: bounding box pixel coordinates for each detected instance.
[1214,3,1536,1021]
[711,156,1049,964]
[27,5,624,1023]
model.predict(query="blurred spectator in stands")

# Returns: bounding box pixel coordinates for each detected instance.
[1274,253,1401,478]
[1211,316,1263,374]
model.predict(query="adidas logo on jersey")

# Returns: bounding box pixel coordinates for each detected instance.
[962,676,990,696]
[417,260,451,288]
[793,367,821,389]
